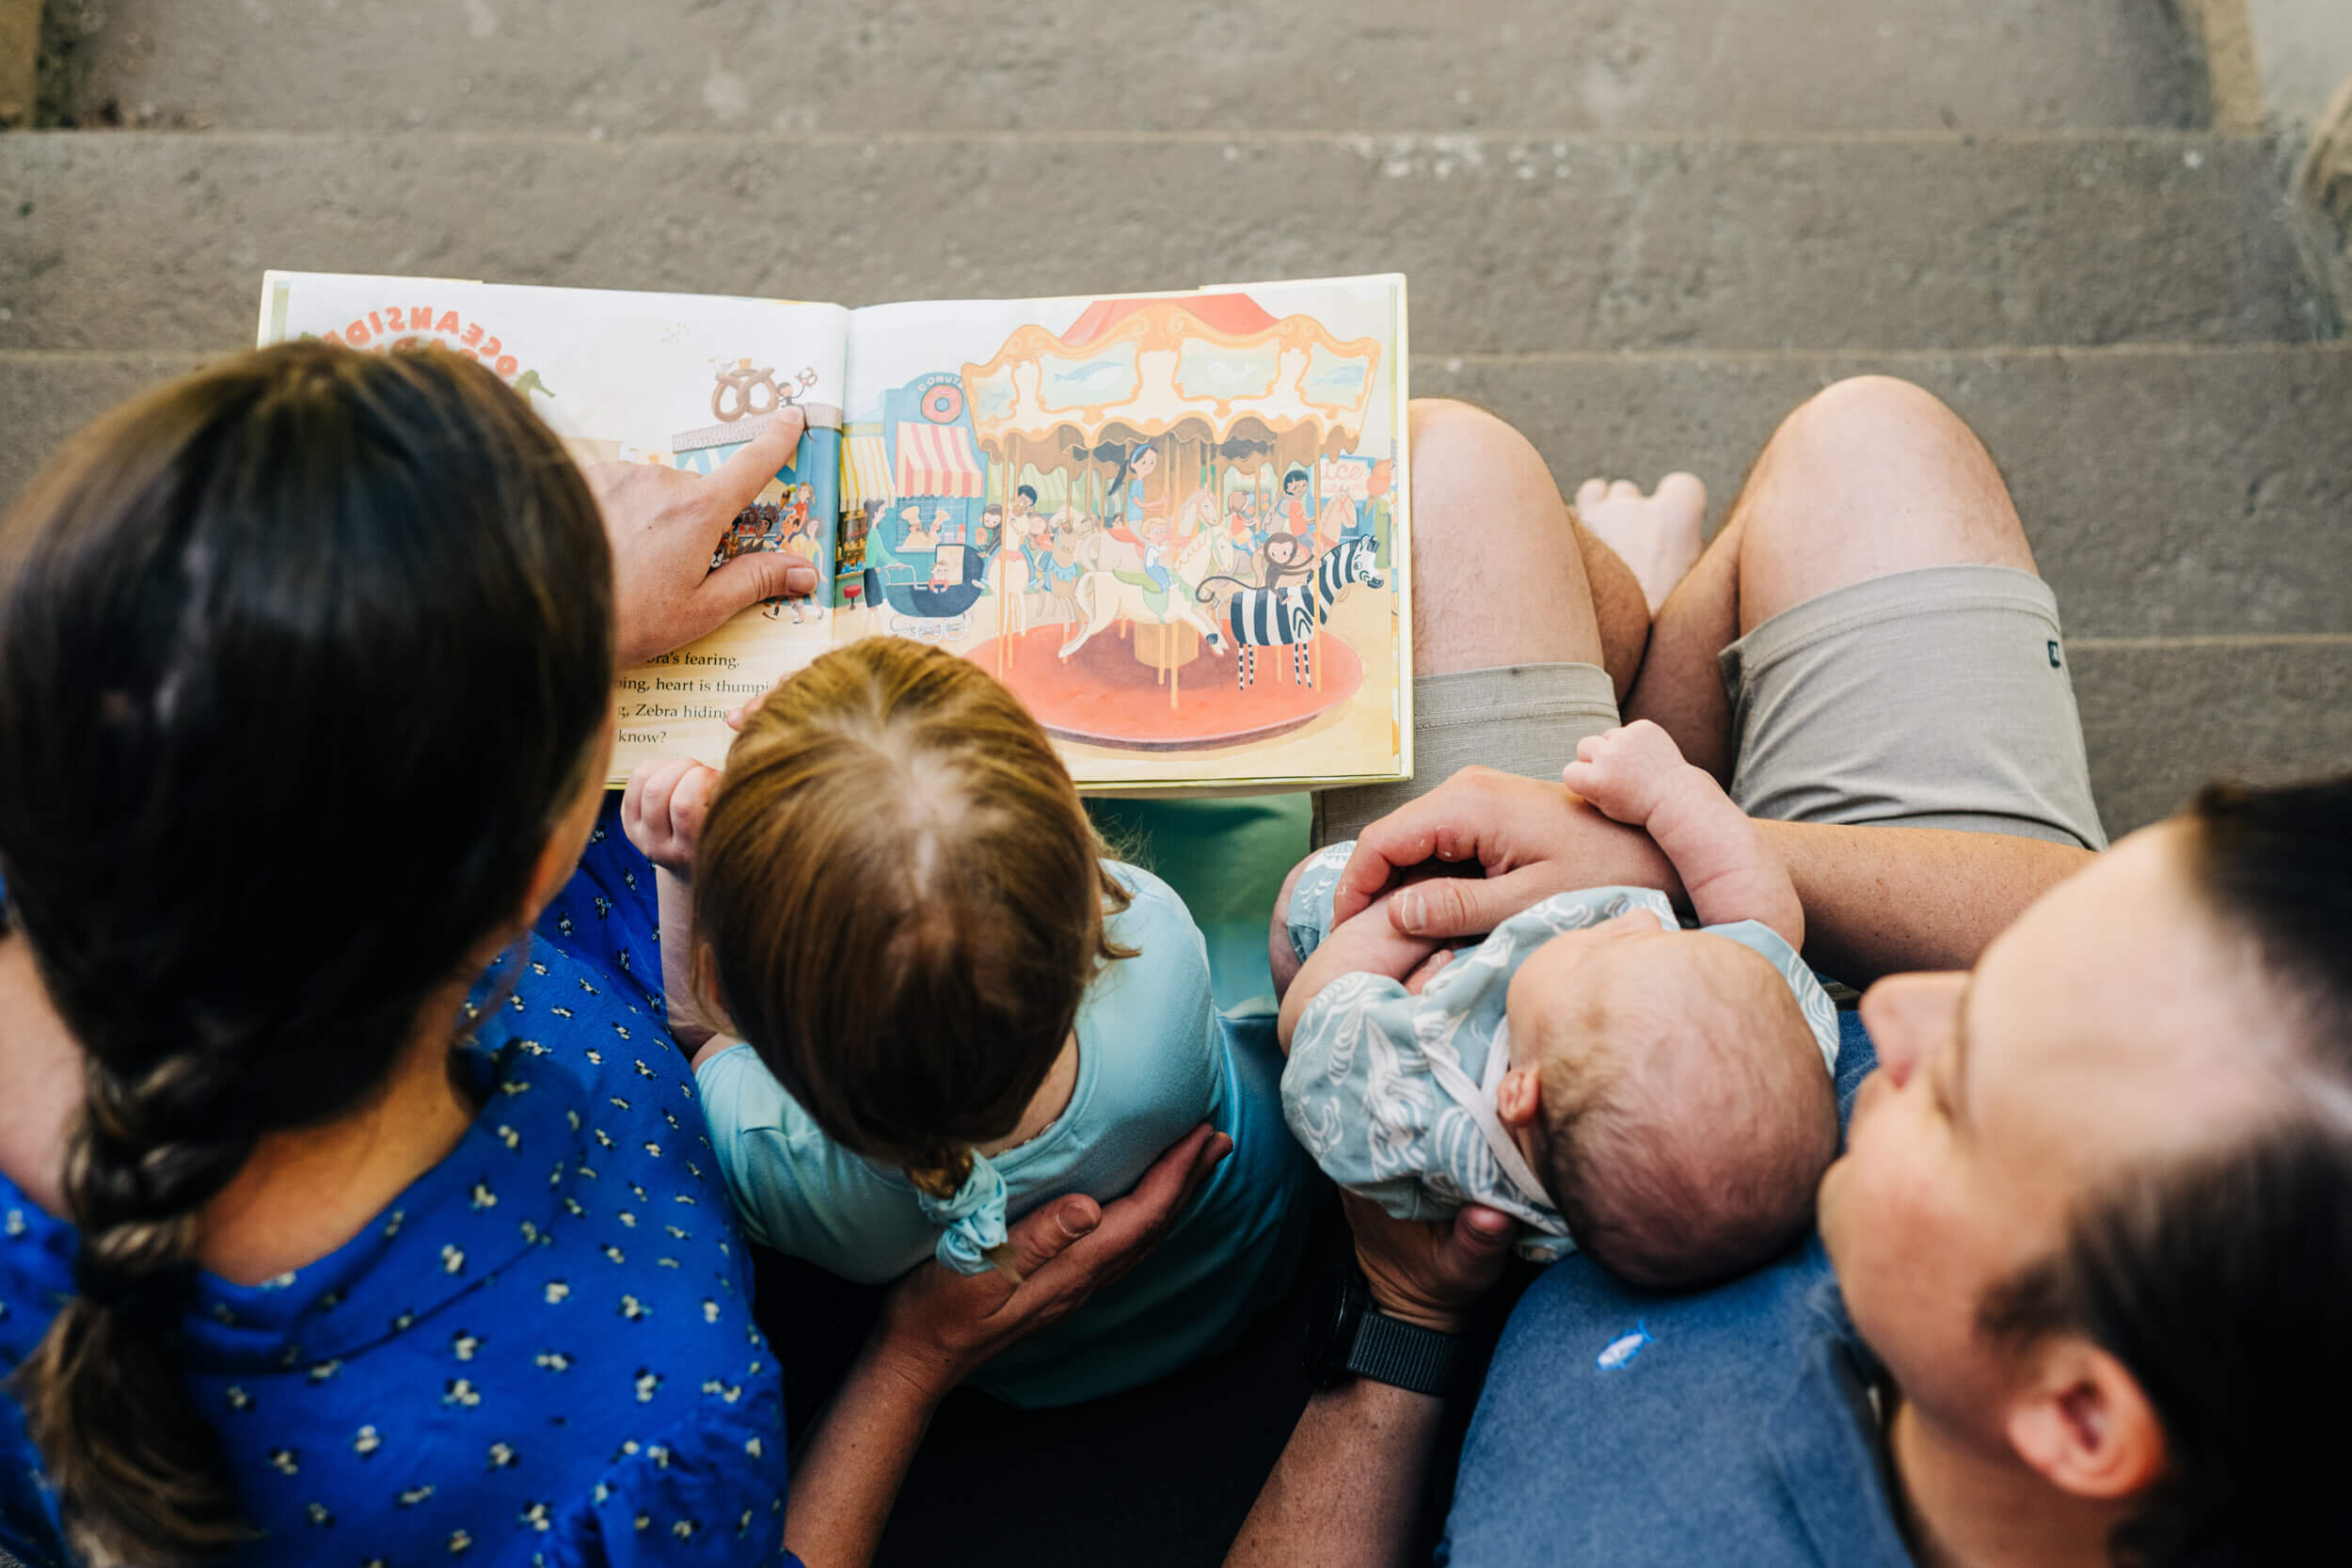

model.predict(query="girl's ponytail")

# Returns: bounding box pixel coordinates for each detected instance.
[0,341,614,1563]
[16,1049,262,1563]
[905,1148,1020,1278]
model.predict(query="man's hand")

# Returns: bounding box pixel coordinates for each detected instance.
[1334,766,1681,941]
[620,757,719,881]
[868,1124,1232,1402]
[1343,1193,1517,1335]
[587,407,816,668]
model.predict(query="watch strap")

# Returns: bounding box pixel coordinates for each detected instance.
[1344,1304,1460,1396]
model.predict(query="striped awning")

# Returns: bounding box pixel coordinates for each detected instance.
[842,435,892,504]
[893,422,986,499]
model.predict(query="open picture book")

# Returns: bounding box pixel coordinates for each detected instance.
[258,271,1412,792]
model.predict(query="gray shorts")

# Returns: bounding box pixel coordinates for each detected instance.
[1314,563,2106,851]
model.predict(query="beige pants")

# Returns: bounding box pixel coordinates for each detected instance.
[1316,564,2106,852]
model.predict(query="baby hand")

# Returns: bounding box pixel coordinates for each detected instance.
[1277,896,1445,1053]
[1561,721,1706,829]
[622,757,719,880]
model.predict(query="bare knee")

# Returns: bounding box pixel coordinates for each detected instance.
[1404,399,1608,672]
[1731,376,2035,629]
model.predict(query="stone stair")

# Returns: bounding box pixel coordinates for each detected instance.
[10,1,2349,839]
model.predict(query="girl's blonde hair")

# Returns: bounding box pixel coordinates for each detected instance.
[694,637,1131,1199]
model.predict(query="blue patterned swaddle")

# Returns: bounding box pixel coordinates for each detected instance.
[1280,846,1840,1262]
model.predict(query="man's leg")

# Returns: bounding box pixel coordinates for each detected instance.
[1312,398,1650,847]
[1626,375,2102,850]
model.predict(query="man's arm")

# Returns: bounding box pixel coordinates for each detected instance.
[1753,817,2091,982]
[1228,1380,1454,1568]
[1340,768,2090,986]
[790,1126,1232,1568]
[1227,1198,1518,1568]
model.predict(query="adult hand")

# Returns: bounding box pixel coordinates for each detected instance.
[586,406,817,668]
[1333,766,1683,940]
[1343,1192,1518,1335]
[868,1123,1232,1402]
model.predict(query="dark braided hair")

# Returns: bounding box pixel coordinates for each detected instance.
[0,341,613,1563]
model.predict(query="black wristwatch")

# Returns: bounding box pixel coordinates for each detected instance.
[1303,1265,1462,1396]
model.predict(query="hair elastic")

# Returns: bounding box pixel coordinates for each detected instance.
[914,1149,1010,1275]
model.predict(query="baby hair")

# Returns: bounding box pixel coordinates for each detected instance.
[694,638,1132,1208]
[1536,939,1836,1290]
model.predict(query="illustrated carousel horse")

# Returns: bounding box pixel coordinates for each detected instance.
[1055,512,1233,663]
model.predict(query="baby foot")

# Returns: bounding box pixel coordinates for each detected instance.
[1575,473,1707,614]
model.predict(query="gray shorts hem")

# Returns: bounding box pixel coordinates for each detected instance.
[1313,663,1620,847]
[1721,564,2106,851]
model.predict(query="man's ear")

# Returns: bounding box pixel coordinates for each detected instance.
[2004,1335,2168,1501]
[1496,1066,1543,1131]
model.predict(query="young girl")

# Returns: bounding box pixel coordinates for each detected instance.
[627,638,1315,1407]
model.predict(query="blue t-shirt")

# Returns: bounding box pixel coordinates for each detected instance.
[695,862,1318,1408]
[0,825,798,1568]
[1439,1012,1916,1567]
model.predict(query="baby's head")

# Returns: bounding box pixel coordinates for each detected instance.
[1499,912,1837,1289]
[692,637,1129,1199]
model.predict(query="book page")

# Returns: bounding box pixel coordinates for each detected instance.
[840,275,1409,791]
[259,273,850,784]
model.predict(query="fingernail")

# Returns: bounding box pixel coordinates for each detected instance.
[1394,891,1424,933]
[1059,1204,1100,1240]
[786,565,817,595]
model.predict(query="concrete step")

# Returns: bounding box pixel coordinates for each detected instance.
[6,344,2346,835]
[8,343,2346,637]
[56,0,2203,135]
[2,131,2331,356]
[1428,342,2352,640]
[2073,636,2352,834]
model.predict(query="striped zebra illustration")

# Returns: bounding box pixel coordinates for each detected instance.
[1197,534,1384,691]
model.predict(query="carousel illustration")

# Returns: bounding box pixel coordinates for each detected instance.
[950,293,1394,752]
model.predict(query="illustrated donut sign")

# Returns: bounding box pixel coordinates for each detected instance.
[921,382,965,423]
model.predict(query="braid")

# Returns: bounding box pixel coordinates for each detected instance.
[14,1050,262,1564]
[903,1148,975,1201]
[0,342,616,1560]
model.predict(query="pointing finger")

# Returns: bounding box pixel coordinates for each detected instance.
[708,407,807,518]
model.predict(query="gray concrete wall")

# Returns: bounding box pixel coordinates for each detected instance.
[2247,0,2352,124]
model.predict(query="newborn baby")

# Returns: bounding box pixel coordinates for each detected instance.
[1273,721,1840,1288]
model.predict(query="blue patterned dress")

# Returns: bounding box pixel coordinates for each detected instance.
[0,810,800,1566]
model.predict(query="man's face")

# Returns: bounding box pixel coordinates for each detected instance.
[1822,824,2288,1449]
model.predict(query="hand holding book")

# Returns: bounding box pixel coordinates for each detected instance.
[589,407,817,668]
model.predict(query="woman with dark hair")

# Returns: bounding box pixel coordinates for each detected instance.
[0,342,1223,1567]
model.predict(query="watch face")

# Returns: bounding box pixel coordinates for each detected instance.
[1303,1267,1365,1389]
